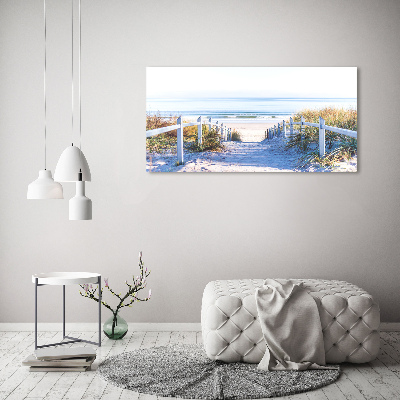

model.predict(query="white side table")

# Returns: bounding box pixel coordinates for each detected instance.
[32,272,102,349]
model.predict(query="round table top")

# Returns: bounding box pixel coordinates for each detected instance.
[32,272,101,285]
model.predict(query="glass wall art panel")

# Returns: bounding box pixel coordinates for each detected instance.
[146,67,357,173]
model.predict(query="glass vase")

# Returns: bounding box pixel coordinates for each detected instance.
[103,312,128,340]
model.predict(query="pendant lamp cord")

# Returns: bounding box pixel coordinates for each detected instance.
[78,0,84,174]
[71,0,74,147]
[79,0,82,153]
[44,0,47,170]
[73,0,84,174]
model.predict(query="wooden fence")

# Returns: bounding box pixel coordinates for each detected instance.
[146,116,232,164]
[147,115,358,165]
[266,116,357,157]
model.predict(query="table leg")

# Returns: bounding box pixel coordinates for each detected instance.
[35,278,38,350]
[98,276,102,347]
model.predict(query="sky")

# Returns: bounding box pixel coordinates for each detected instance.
[146,67,357,99]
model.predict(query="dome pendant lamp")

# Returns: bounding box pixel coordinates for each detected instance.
[54,144,91,182]
[54,0,92,220]
[27,0,63,200]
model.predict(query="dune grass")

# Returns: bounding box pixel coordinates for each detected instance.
[146,113,224,154]
[285,107,357,168]
[187,125,224,152]
[231,129,242,142]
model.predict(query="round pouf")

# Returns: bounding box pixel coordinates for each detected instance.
[98,344,340,399]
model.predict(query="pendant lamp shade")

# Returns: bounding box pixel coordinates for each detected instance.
[27,170,63,199]
[54,145,91,182]
[69,181,92,220]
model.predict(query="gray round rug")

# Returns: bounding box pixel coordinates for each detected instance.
[98,344,340,399]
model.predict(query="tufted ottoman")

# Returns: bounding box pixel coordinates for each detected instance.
[201,279,380,364]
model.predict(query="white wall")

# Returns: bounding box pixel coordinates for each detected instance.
[1,0,399,323]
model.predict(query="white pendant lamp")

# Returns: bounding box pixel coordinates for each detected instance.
[54,145,91,182]
[27,0,63,200]
[54,0,92,219]
[69,171,92,220]
[27,170,63,199]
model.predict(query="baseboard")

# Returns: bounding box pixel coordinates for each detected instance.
[0,322,202,332]
[380,322,400,332]
[0,322,398,332]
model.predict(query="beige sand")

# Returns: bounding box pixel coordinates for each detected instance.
[224,122,279,142]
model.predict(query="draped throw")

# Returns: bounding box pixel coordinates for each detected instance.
[255,279,337,371]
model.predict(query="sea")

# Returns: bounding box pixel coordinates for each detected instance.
[146,97,357,123]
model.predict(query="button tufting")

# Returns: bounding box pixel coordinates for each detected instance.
[203,278,380,364]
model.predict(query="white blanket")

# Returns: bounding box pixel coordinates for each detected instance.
[255,279,334,371]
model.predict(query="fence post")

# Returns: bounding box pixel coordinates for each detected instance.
[300,115,305,142]
[216,121,219,134]
[228,128,231,140]
[278,123,281,136]
[282,120,286,137]
[208,117,212,132]
[290,117,293,136]
[221,123,224,141]
[197,116,202,146]
[177,116,184,165]
[319,116,325,157]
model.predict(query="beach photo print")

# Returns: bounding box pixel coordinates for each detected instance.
[146,67,357,172]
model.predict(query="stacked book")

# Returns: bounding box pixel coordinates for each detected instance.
[22,347,96,372]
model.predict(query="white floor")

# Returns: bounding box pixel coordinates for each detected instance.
[0,330,399,400]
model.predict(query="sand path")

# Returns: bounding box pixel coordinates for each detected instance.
[148,137,304,172]
[177,138,298,172]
